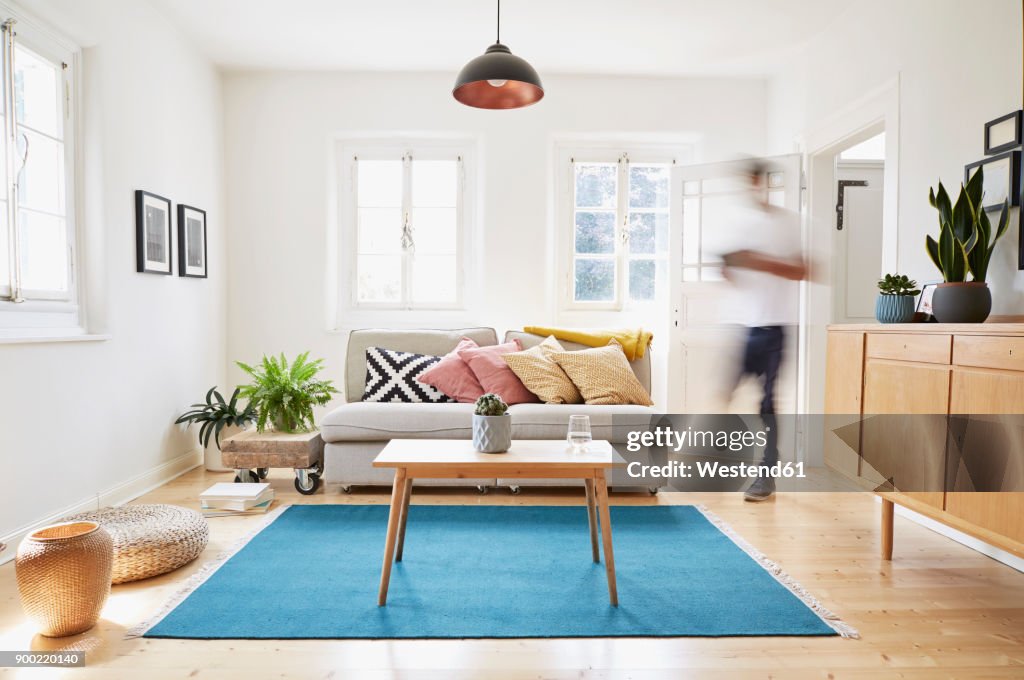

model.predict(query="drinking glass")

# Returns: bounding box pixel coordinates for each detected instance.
[567,415,592,453]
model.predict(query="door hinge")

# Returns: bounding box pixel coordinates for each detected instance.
[836,180,868,231]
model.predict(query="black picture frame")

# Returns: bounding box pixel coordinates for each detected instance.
[135,190,173,275]
[984,110,1022,155]
[177,204,208,279]
[964,149,1021,211]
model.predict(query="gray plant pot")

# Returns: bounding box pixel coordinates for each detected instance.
[931,282,991,323]
[472,414,511,453]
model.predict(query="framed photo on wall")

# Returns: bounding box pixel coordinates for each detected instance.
[984,110,1022,155]
[177,205,208,278]
[135,190,173,274]
[964,150,1021,211]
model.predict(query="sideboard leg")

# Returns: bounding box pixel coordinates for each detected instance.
[881,498,894,560]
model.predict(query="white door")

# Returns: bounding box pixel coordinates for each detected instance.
[667,155,802,414]
[832,161,884,323]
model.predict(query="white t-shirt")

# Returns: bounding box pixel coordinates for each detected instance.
[723,202,801,327]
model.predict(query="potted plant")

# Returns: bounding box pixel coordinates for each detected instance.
[472,393,511,453]
[176,387,257,471]
[237,352,337,433]
[925,167,1010,322]
[875,273,920,323]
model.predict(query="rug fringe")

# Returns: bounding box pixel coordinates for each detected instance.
[694,504,860,639]
[125,504,292,639]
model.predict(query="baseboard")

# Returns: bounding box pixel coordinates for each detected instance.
[889,500,1024,573]
[0,448,202,565]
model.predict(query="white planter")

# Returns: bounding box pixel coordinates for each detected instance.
[204,424,245,472]
[472,414,511,453]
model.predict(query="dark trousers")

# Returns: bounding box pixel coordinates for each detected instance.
[739,326,784,467]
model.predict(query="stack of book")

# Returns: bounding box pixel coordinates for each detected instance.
[199,482,274,517]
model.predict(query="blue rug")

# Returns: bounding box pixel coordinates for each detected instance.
[139,505,851,639]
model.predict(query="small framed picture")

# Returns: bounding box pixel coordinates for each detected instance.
[135,190,173,274]
[984,110,1022,155]
[177,205,208,278]
[915,282,939,322]
[964,150,1021,210]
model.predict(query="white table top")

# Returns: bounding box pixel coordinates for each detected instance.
[373,439,621,469]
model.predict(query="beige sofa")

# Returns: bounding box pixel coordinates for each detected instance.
[321,327,658,492]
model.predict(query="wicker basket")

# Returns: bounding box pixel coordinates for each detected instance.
[16,521,113,637]
[64,505,209,584]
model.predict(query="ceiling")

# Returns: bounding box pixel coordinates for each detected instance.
[147,0,850,77]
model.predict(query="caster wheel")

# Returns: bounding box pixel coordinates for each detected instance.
[509,485,521,495]
[340,485,353,494]
[295,473,321,495]
[648,486,660,496]
[256,468,269,479]
[476,485,489,495]
[234,470,259,483]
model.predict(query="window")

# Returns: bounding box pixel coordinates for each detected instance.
[337,141,473,316]
[0,14,79,333]
[568,154,672,308]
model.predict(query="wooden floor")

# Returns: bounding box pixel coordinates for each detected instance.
[1,468,1023,679]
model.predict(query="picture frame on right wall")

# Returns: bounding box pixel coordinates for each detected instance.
[964,149,1021,211]
[984,110,1022,155]
[177,204,208,278]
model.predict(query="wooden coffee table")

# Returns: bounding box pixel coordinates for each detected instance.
[372,438,623,606]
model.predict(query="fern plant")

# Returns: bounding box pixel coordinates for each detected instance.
[237,352,337,433]
[175,387,257,449]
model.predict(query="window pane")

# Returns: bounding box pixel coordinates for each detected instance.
[357,160,402,207]
[356,254,402,303]
[628,211,669,255]
[412,160,456,207]
[629,258,662,301]
[19,209,67,292]
[17,128,64,215]
[357,208,402,254]
[411,254,457,304]
[574,164,616,209]
[574,257,615,302]
[768,189,785,207]
[411,207,456,255]
[574,211,615,254]
[629,165,669,209]
[14,45,61,139]
[682,198,700,264]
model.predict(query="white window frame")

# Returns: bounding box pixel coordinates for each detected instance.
[556,143,689,312]
[0,4,82,338]
[332,137,477,328]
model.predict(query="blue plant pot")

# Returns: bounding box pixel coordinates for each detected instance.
[875,294,916,324]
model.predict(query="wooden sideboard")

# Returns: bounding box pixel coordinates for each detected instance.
[825,323,1024,560]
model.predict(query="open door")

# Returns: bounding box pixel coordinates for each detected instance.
[667,154,802,414]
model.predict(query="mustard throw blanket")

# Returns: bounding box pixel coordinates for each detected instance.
[522,327,653,360]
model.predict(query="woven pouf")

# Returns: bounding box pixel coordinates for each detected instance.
[64,504,209,584]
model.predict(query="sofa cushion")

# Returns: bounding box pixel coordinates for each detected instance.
[550,340,654,406]
[361,347,453,403]
[506,330,651,395]
[502,336,583,404]
[322,402,475,442]
[458,340,540,405]
[507,403,657,443]
[417,337,485,403]
[346,328,498,401]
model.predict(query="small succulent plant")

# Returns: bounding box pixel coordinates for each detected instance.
[877,273,920,296]
[474,393,508,417]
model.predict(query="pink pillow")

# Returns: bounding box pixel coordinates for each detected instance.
[458,340,540,405]
[417,338,485,403]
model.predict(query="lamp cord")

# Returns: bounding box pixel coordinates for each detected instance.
[496,0,501,44]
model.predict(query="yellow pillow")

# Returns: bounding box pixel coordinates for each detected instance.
[550,339,654,406]
[502,336,583,404]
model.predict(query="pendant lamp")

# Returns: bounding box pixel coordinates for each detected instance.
[453,0,544,109]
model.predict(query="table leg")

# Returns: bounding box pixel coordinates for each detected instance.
[395,476,414,562]
[584,478,599,563]
[881,497,894,561]
[593,469,618,606]
[378,467,407,606]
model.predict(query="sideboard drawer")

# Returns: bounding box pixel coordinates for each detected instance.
[953,335,1024,372]
[866,333,952,364]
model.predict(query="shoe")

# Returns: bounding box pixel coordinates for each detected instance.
[744,476,776,502]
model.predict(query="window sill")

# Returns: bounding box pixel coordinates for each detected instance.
[0,331,111,345]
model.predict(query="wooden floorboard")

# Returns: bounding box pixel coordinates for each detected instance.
[1,467,1023,678]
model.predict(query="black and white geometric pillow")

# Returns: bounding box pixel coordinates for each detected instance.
[361,347,455,403]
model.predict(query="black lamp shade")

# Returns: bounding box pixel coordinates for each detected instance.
[453,43,544,109]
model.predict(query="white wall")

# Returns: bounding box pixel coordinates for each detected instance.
[222,71,766,404]
[768,0,1024,311]
[0,0,225,545]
